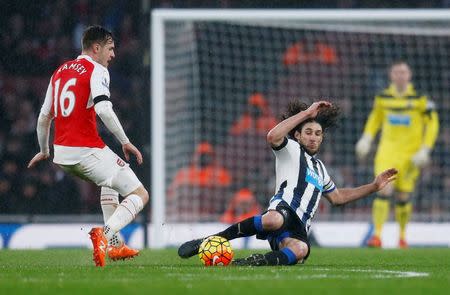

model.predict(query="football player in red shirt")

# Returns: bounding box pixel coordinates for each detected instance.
[28,26,148,267]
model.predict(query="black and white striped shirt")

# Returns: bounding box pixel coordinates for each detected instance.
[268,138,336,231]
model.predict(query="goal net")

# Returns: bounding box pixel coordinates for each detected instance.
[151,10,450,242]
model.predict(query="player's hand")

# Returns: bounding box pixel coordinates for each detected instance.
[372,168,398,191]
[122,143,143,165]
[355,134,372,160]
[411,146,430,168]
[305,101,332,118]
[27,152,50,168]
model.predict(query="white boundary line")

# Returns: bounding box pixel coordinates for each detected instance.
[167,267,429,280]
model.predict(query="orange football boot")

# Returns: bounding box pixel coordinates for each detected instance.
[89,227,108,267]
[108,244,140,261]
[367,235,382,248]
[399,239,408,249]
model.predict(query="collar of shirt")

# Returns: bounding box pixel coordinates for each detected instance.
[300,145,317,162]
[77,55,108,71]
[386,83,416,97]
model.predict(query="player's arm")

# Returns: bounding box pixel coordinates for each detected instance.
[94,99,142,165]
[91,67,142,164]
[412,99,439,167]
[28,79,54,168]
[355,96,383,160]
[423,107,439,149]
[266,101,331,148]
[324,168,397,206]
[94,99,129,145]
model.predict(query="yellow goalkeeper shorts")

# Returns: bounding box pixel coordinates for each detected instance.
[374,154,419,193]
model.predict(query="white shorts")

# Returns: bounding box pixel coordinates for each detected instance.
[59,146,142,196]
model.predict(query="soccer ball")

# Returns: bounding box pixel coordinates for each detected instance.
[198,236,234,266]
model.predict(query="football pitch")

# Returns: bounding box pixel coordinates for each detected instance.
[1,248,449,295]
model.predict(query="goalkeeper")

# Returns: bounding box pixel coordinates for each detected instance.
[356,61,439,248]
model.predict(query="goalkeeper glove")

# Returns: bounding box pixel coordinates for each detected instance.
[412,146,431,168]
[355,134,373,160]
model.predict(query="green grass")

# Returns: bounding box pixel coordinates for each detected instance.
[0,248,449,295]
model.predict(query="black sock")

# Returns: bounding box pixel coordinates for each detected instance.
[264,248,297,266]
[396,200,410,206]
[216,216,262,241]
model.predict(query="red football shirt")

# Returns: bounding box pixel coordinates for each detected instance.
[40,55,111,164]
[50,56,106,148]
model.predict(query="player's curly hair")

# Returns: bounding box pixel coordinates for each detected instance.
[281,100,340,139]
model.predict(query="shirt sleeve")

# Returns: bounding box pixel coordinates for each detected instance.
[37,77,54,154]
[271,137,289,151]
[363,96,383,138]
[319,161,336,193]
[94,100,130,145]
[40,78,54,117]
[423,99,439,149]
[90,64,111,99]
[272,138,302,168]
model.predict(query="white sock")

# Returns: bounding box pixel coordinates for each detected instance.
[100,187,124,246]
[100,187,119,222]
[104,194,144,240]
[109,233,122,247]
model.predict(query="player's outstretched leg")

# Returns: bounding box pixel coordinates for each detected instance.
[89,227,108,267]
[178,238,205,258]
[178,215,263,258]
[233,254,268,266]
[233,248,298,266]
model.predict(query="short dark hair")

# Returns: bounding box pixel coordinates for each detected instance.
[81,25,113,51]
[281,100,340,139]
[390,60,409,69]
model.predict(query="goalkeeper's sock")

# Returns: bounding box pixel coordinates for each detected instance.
[372,197,390,238]
[216,215,263,241]
[395,201,412,241]
[104,194,144,240]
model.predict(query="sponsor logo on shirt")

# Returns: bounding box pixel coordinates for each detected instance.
[388,114,411,126]
[305,168,323,191]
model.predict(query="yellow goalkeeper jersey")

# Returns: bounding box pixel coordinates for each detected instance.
[362,83,439,156]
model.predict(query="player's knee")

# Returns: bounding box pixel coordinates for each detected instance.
[129,185,149,205]
[396,192,410,203]
[285,240,309,262]
[261,211,284,231]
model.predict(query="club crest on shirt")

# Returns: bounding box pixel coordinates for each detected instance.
[116,158,126,167]
[305,168,323,191]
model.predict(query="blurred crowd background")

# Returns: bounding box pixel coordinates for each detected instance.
[0,0,449,219]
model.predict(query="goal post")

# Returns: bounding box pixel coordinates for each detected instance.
[151,9,450,248]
